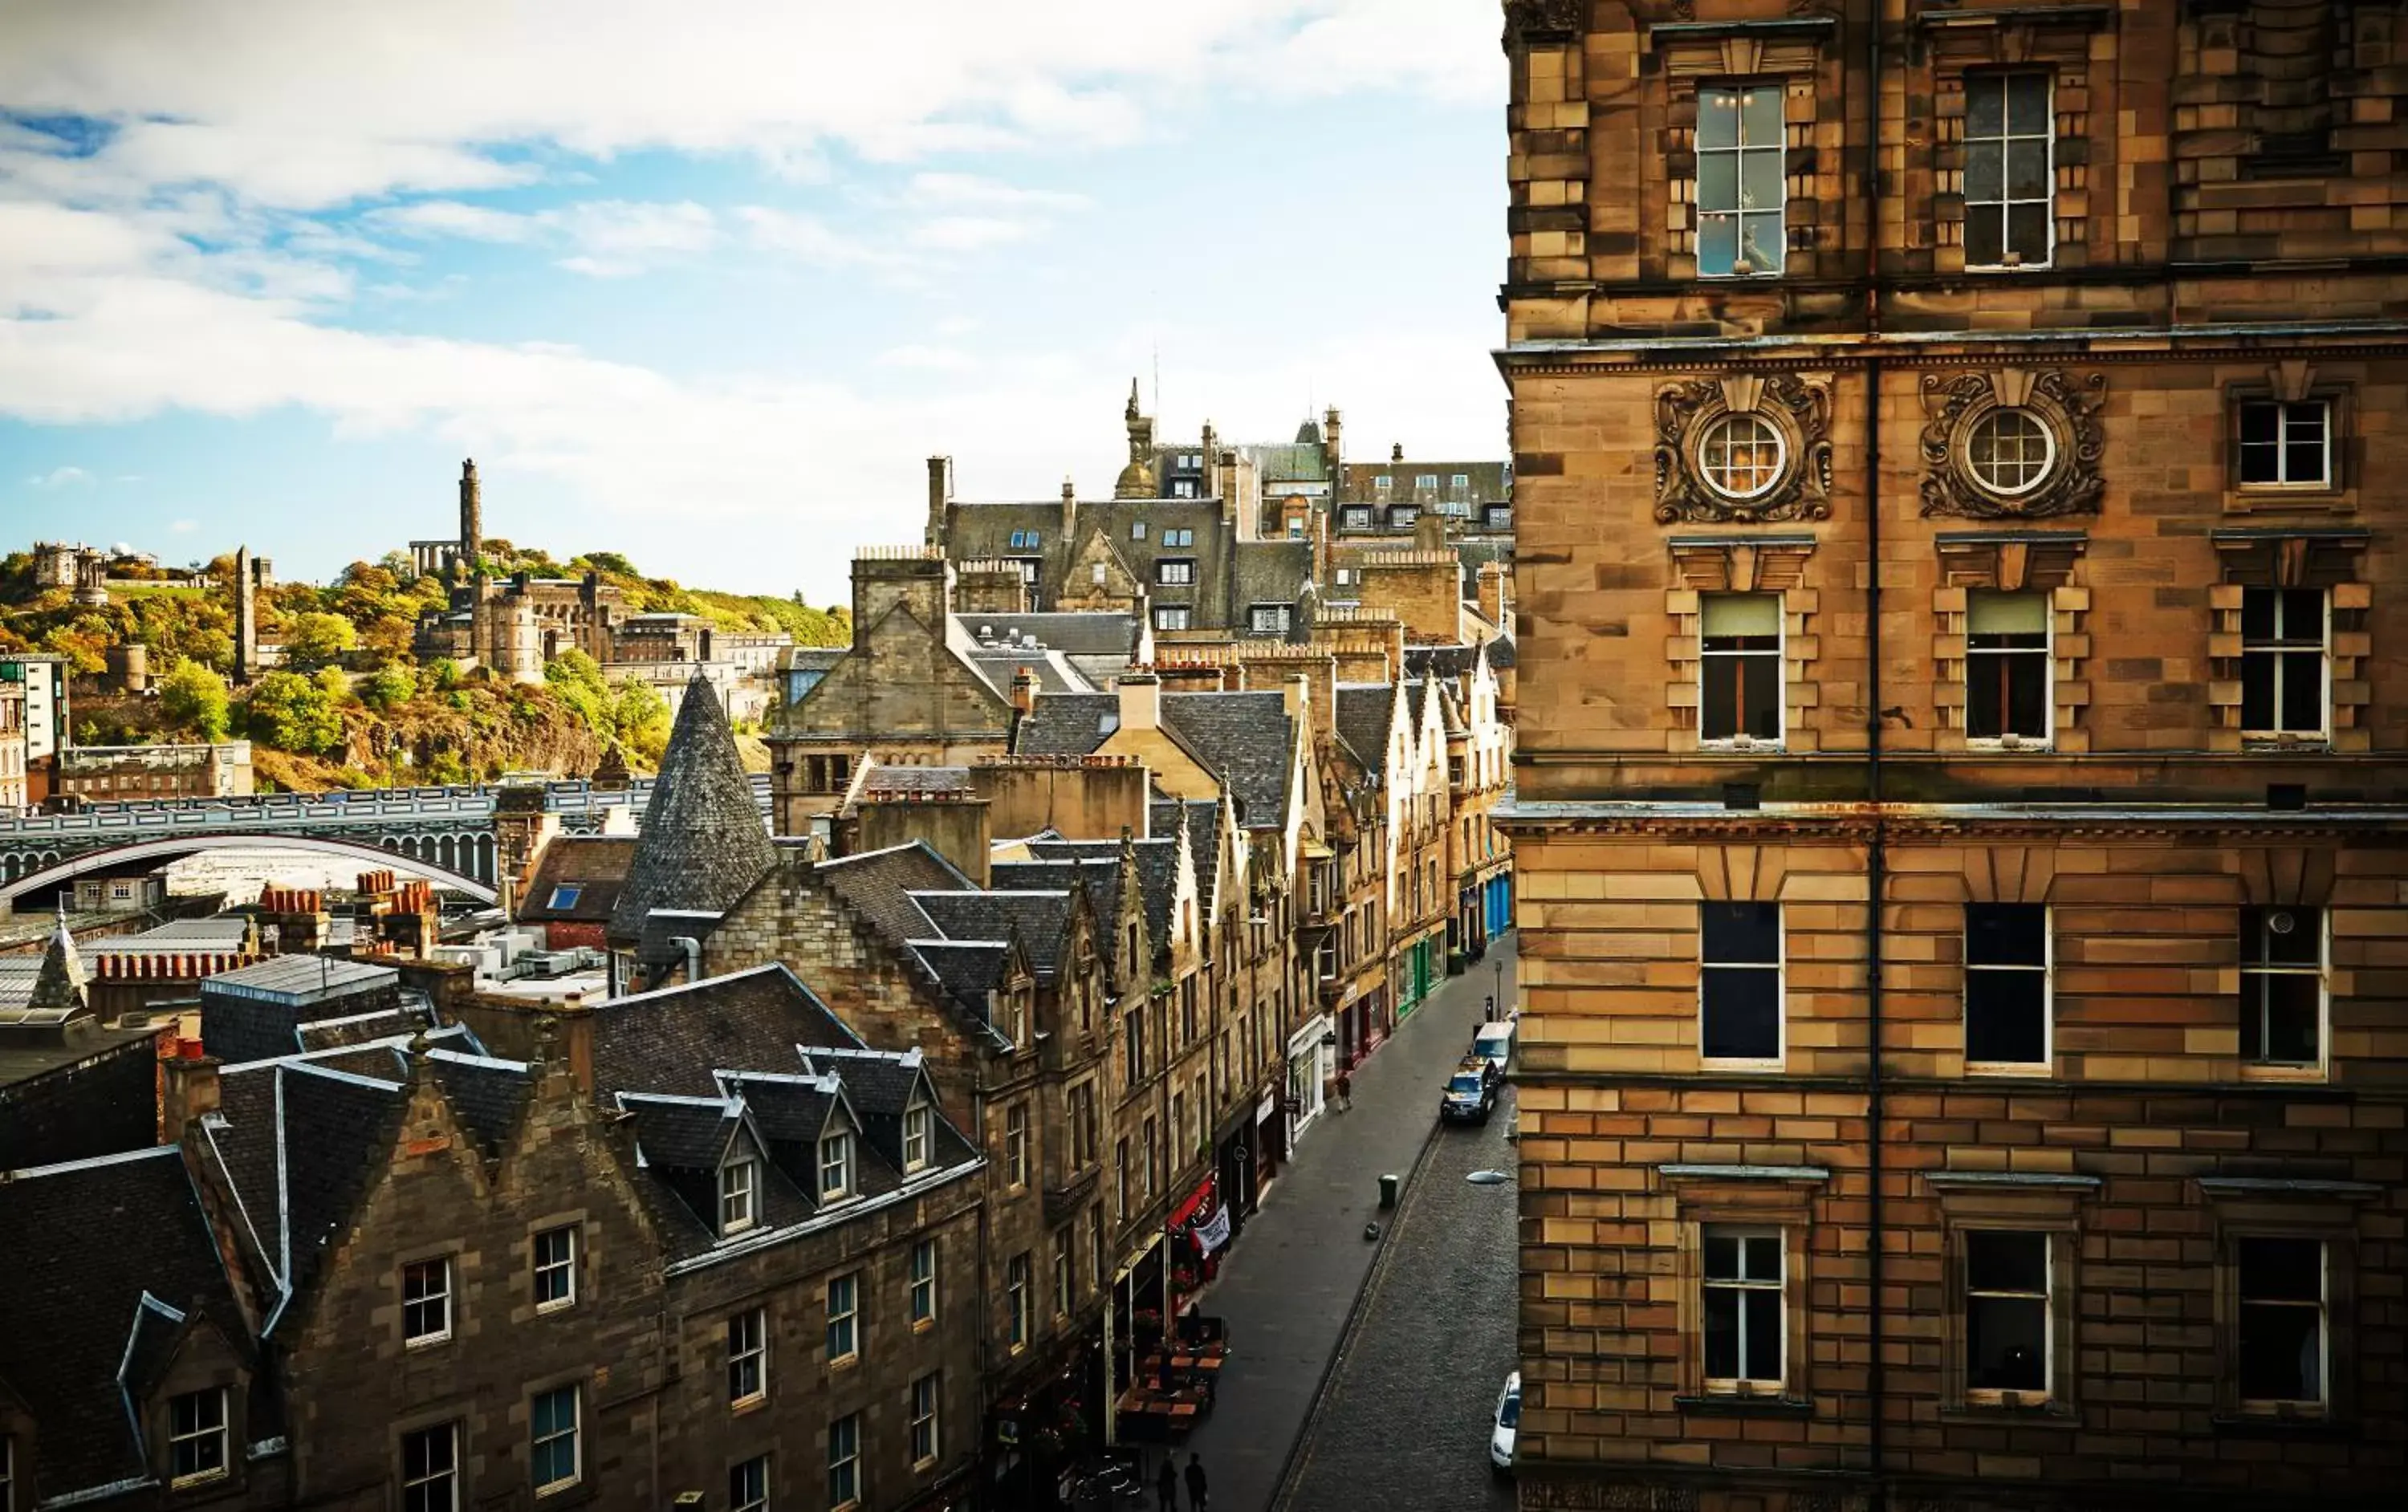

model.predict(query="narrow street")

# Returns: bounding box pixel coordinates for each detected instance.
[1161,939,1519,1512]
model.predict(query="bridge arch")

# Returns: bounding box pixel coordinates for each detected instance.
[0,832,498,908]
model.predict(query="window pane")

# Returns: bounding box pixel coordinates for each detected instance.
[2239,1303,2322,1401]
[1740,149,1784,212]
[2239,653,2276,729]
[2239,401,2280,449]
[1702,902,1780,965]
[1698,152,1736,213]
[1964,207,2003,270]
[1966,77,2004,138]
[1967,904,2044,965]
[1739,213,1784,273]
[1698,88,1739,150]
[2278,650,2324,730]
[1965,140,2003,205]
[1703,1232,1740,1280]
[1969,591,2047,635]
[2255,973,2323,1063]
[1698,214,1737,277]
[1702,967,1780,1059]
[1702,592,1781,638]
[2280,588,2323,639]
[2284,438,2327,485]
[2004,651,2047,737]
[2006,201,2051,262]
[2006,73,2051,133]
[1967,972,2047,1063]
[1967,1295,2048,1390]
[2240,1237,2323,1303]
[1967,1230,2048,1294]
[2246,905,2320,966]
[1739,87,1784,146]
[2240,587,2276,640]
[2007,139,2049,198]
[1703,1286,1739,1377]
[1741,1286,1783,1380]
[1740,1234,1780,1281]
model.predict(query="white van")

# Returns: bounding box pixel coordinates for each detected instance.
[1473,1020,1514,1073]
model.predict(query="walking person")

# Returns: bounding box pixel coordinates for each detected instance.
[1157,1453,1178,1511]
[1185,1452,1210,1512]
[1334,1067,1352,1112]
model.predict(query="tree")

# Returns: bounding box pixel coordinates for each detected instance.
[157,661,232,741]
[245,670,342,754]
[363,663,420,710]
[283,612,356,668]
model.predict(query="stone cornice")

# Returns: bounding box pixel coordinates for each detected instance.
[1494,322,2408,376]
[1495,799,2408,843]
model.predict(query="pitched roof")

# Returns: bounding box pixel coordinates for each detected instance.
[0,1147,251,1500]
[588,963,863,1101]
[1019,838,1180,953]
[1011,692,1120,757]
[1333,684,1399,774]
[816,842,974,945]
[909,890,1074,977]
[1161,691,1296,828]
[427,1049,534,1158]
[23,908,87,1018]
[609,672,777,942]
[516,835,636,924]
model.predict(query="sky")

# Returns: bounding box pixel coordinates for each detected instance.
[0,1,1508,604]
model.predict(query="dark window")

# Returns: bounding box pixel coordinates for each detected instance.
[910,1238,938,1323]
[2238,400,2331,488]
[1702,1227,1783,1384]
[1963,73,2054,268]
[825,1274,858,1362]
[532,1225,577,1310]
[1700,902,1780,1061]
[1700,594,1781,743]
[2237,1237,2325,1404]
[168,1388,228,1483]
[1966,591,2049,742]
[729,1455,769,1512]
[402,1257,451,1344]
[401,1422,459,1512]
[1697,84,1786,277]
[529,1386,579,1492]
[1966,1230,2049,1394]
[2239,907,2323,1066]
[827,1412,860,1506]
[2239,588,2326,736]
[729,1306,768,1401]
[1964,904,2048,1066]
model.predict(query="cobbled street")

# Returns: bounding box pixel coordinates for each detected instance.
[1151,939,1519,1512]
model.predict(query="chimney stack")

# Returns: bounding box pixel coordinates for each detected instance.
[160,1043,222,1140]
[1061,474,1078,537]
[1011,665,1039,717]
[1117,671,1161,733]
[1323,406,1343,474]
[925,456,954,548]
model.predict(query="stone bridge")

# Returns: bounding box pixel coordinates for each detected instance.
[0,774,771,904]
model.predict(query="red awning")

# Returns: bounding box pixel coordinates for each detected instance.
[1168,1173,1218,1231]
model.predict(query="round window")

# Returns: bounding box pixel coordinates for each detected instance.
[1698,413,1785,500]
[1967,408,2054,495]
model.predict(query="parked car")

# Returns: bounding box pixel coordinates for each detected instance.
[1472,1019,1515,1073]
[1439,1056,1499,1124]
[1491,1370,1520,1473]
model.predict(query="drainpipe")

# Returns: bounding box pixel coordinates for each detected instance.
[669,935,702,985]
[1862,10,1889,1502]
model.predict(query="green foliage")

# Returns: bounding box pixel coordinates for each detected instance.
[157,661,233,741]
[246,670,344,755]
[362,663,421,710]
[283,612,357,667]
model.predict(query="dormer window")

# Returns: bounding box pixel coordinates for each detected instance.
[904,1099,934,1173]
[819,1129,854,1201]
[168,1386,230,1486]
[719,1156,758,1235]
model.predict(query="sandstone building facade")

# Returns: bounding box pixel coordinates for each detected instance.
[1499,3,2408,1510]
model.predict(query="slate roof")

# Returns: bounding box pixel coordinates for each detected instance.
[0,1146,252,1502]
[609,671,777,943]
[1151,798,1219,903]
[962,612,1144,656]
[516,835,636,924]
[200,965,409,1065]
[1333,684,1399,774]
[588,963,863,1102]
[965,648,1093,695]
[202,953,397,1006]
[905,939,1011,1010]
[910,890,1074,977]
[859,766,974,799]
[1161,692,1296,829]
[427,1048,534,1158]
[1019,838,1180,953]
[816,842,974,945]
[1230,539,1316,615]
[1011,692,1119,757]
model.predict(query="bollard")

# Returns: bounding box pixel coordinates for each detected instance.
[1379,1173,1400,1209]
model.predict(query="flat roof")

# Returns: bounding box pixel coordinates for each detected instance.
[199,953,397,1006]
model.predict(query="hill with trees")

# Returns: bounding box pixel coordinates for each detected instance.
[0,544,847,791]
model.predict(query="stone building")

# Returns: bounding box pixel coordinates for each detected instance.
[52,742,254,803]
[1499,3,2408,1510]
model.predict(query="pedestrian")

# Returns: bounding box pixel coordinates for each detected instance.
[1335,1068,1352,1112]
[1157,1453,1178,1511]
[1186,1453,1210,1511]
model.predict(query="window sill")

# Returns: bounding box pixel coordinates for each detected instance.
[1942,1400,2076,1426]
[536,1299,576,1317]
[1964,740,2053,754]
[405,1334,451,1351]
[1698,1059,1787,1074]
[1963,262,2056,275]
[912,1318,935,1335]
[830,1354,860,1374]
[731,1395,767,1417]
[1964,1063,2053,1078]
[2240,738,2333,752]
[1674,1392,1812,1417]
[2239,1064,2328,1083]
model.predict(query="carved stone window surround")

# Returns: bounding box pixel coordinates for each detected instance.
[1666,538,1821,754]
[2223,362,2357,515]
[1659,1162,1825,1410]
[1918,368,2107,521]
[1931,531,2091,753]
[1922,8,2109,274]
[1657,374,1837,526]
[2207,531,2371,754]
[1924,1171,2097,1417]
[1650,20,1837,278]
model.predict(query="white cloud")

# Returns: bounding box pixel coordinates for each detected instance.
[25,465,94,488]
[169,517,199,532]
[913,215,1041,253]
[905,172,1092,213]
[549,200,718,277]
[368,200,541,242]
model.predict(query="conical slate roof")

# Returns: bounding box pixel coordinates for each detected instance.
[29,905,89,1014]
[608,675,776,943]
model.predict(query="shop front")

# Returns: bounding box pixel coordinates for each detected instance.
[1212,1104,1258,1238]
[1394,932,1440,1020]
[1485,870,1513,936]
[1253,1084,1286,1189]
[1286,1015,1332,1141]
[991,1337,1095,1510]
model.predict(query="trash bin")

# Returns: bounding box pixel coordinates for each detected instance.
[1379,1173,1400,1209]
